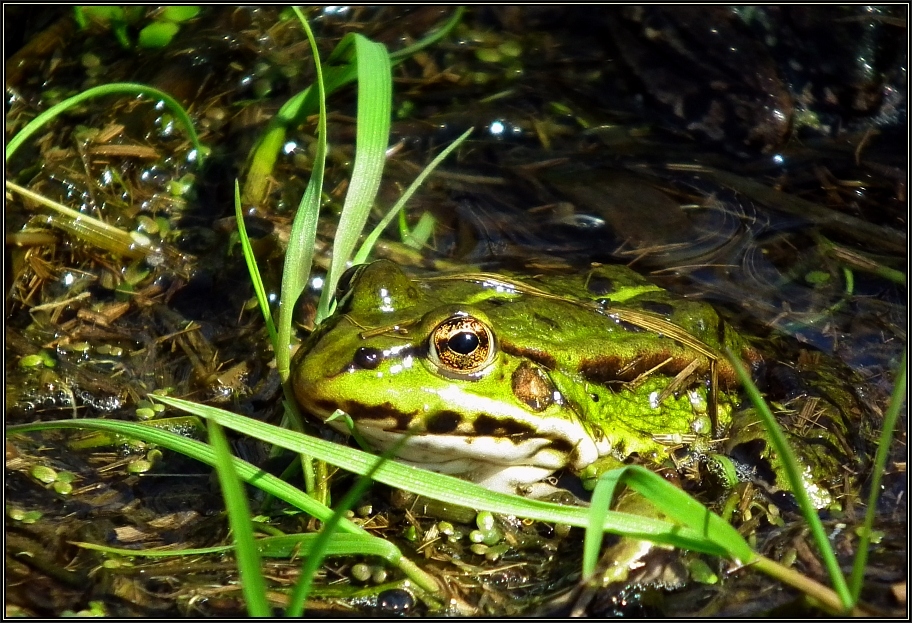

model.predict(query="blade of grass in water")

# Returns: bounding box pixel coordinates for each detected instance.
[317,33,392,323]
[233,180,277,346]
[401,210,436,250]
[7,417,440,594]
[242,7,464,206]
[276,9,327,382]
[583,465,756,579]
[353,128,473,264]
[146,396,742,556]
[849,348,906,601]
[208,421,270,616]
[268,10,329,499]
[6,82,204,165]
[286,439,414,616]
[73,533,405,563]
[725,348,852,610]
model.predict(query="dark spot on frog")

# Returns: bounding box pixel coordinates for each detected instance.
[335,264,364,297]
[322,400,415,432]
[639,301,675,317]
[586,275,615,295]
[579,352,679,384]
[313,398,342,415]
[511,362,555,412]
[532,312,559,330]
[579,352,741,389]
[353,347,383,370]
[547,437,575,456]
[473,414,535,438]
[500,341,557,370]
[426,410,462,434]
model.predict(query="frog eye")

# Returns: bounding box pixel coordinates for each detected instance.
[428,315,495,376]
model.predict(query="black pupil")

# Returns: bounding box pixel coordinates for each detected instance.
[448,331,479,355]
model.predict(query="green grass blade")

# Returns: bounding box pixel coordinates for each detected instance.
[286,440,410,616]
[72,542,237,557]
[8,415,444,593]
[208,421,271,616]
[317,34,392,322]
[276,9,327,381]
[6,82,204,166]
[150,395,742,555]
[254,533,404,562]
[242,8,461,207]
[7,418,361,534]
[583,468,621,578]
[402,210,436,249]
[73,533,408,567]
[388,7,465,62]
[590,466,755,569]
[726,348,852,609]
[849,348,906,601]
[242,64,357,206]
[234,180,277,345]
[353,127,473,265]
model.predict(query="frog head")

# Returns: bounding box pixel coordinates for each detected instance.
[292,260,609,492]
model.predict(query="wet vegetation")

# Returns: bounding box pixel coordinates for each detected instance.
[5,6,906,617]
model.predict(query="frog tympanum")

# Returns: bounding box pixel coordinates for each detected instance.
[293,260,870,509]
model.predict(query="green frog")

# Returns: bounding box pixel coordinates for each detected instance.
[292,260,871,509]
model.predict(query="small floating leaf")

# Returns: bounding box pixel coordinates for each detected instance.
[159,6,201,22]
[31,465,59,483]
[138,21,180,48]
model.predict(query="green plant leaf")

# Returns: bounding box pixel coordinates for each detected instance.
[275,11,327,381]
[138,21,179,48]
[146,395,741,555]
[159,6,201,22]
[353,127,472,264]
[6,83,205,167]
[849,348,906,601]
[208,421,271,616]
[233,181,278,346]
[726,348,852,609]
[74,533,402,561]
[317,33,392,322]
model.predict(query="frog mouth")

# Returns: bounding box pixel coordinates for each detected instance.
[349,423,581,493]
[328,418,607,490]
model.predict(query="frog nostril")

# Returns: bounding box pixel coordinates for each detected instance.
[353,347,383,370]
